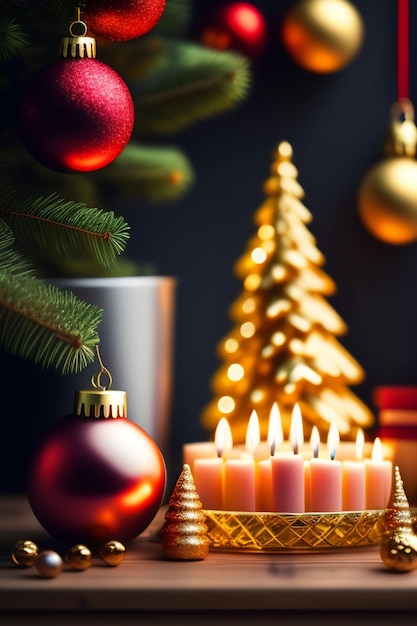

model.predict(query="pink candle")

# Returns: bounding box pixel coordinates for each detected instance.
[309,424,342,512]
[223,459,256,511]
[271,452,305,512]
[271,404,305,513]
[304,460,311,512]
[223,411,259,511]
[256,458,272,511]
[185,417,233,510]
[256,403,282,511]
[365,437,393,509]
[342,429,366,511]
[193,458,223,509]
[182,442,217,473]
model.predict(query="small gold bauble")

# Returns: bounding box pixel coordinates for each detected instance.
[380,533,417,573]
[99,540,126,566]
[358,158,417,245]
[281,0,364,73]
[11,540,39,567]
[65,544,92,571]
[34,550,64,578]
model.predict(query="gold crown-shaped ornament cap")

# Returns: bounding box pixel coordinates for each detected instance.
[60,9,96,60]
[385,99,417,158]
[74,388,127,419]
[74,348,126,419]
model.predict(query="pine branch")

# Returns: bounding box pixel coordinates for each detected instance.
[91,143,195,202]
[0,187,130,275]
[0,220,102,373]
[0,18,28,61]
[131,40,252,134]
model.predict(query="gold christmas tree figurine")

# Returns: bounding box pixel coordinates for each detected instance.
[161,464,210,560]
[380,465,417,572]
[201,141,374,443]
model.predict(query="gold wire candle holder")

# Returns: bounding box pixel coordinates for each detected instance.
[204,509,388,553]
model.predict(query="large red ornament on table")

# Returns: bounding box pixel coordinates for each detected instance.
[83,0,166,42]
[198,1,267,60]
[27,387,166,548]
[17,30,134,173]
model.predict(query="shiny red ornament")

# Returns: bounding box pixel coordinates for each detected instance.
[27,409,166,548]
[198,2,267,60]
[83,0,166,42]
[17,57,134,173]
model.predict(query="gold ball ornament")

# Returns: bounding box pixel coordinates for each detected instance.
[34,550,64,578]
[99,540,126,566]
[358,158,417,245]
[358,100,417,245]
[11,540,39,567]
[65,544,92,571]
[281,0,364,73]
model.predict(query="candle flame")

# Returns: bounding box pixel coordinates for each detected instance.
[289,403,304,454]
[246,409,261,454]
[214,417,233,457]
[327,423,340,460]
[355,428,365,460]
[310,426,320,458]
[268,402,283,456]
[371,436,384,462]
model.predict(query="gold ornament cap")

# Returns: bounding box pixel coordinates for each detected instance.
[385,99,417,158]
[60,9,96,59]
[75,388,127,419]
[75,347,127,418]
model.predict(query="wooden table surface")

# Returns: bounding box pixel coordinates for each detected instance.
[1,495,417,625]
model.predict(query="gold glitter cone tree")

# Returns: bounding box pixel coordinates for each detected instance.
[162,464,210,560]
[201,141,374,443]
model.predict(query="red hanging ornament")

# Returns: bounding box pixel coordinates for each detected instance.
[27,362,166,548]
[83,0,166,42]
[17,17,134,173]
[197,2,267,60]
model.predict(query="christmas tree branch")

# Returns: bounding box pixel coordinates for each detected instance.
[0,18,28,60]
[0,187,130,274]
[131,41,252,134]
[0,221,102,373]
[91,143,195,203]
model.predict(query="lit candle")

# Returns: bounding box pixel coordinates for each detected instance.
[304,426,320,512]
[182,441,217,473]
[223,411,258,511]
[342,428,366,511]
[365,437,393,509]
[310,423,342,512]
[193,418,232,510]
[257,403,283,511]
[271,404,305,513]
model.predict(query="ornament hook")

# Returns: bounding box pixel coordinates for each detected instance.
[91,346,113,391]
[69,3,88,37]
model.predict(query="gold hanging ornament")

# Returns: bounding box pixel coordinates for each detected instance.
[281,0,364,73]
[380,465,417,572]
[358,99,417,245]
[358,1,417,245]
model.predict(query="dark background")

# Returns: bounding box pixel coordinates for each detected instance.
[2,0,417,493]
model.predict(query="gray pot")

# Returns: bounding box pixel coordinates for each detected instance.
[51,276,176,454]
